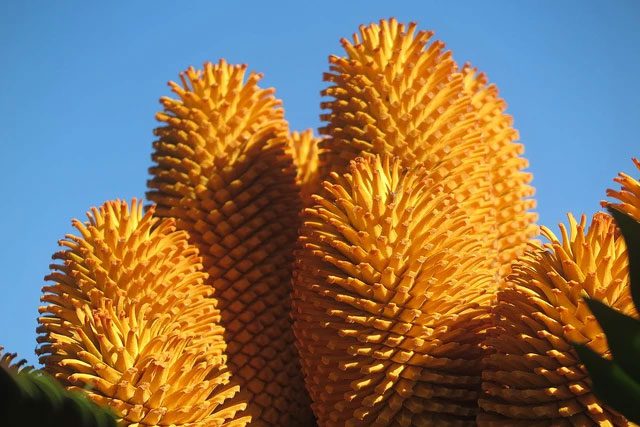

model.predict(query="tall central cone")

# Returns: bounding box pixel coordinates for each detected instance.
[319,18,536,282]
[292,18,537,424]
[147,60,311,425]
[319,20,490,253]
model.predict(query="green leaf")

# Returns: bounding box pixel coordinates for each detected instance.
[608,207,640,310]
[575,344,640,424]
[0,366,118,427]
[585,297,640,382]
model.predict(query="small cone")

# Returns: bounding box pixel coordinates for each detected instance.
[37,199,248,426]
[479,213,633,425]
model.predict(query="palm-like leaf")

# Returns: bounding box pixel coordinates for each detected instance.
[0,364,117,427]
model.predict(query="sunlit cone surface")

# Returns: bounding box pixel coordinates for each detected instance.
[461,66,537,279]
[320,18,483,179]
[320,18,538,282]
[37,199,248,426]
[293,154,494,426]
[289,129,322,204]
[319,19,491,252]
[147,61,311,425]
[604,157,640,221]
[479,213,634,426]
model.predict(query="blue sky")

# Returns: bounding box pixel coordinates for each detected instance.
[1,1,638,364]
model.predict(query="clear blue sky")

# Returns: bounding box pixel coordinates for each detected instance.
[1,1,638,365]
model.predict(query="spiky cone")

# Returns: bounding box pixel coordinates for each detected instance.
[461,66,538,279]
[603,157,640,221]
[320,19,501,286]
[320,19,483,177]
[147,61,312,425]
[320,18,540,282]
[478,213,634,426]
[37,199,249,427]
[289,129,322,205]
[292,154,494,426]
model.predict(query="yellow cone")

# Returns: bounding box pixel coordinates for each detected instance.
[37,199,248,426]
[479,213,633,425]
[297,18,537,424]
[480,157,640,425]
[147,61,311,425]
[293,154,493,425]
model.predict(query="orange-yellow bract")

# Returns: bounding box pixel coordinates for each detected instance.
[36,199,248,426]
[293,154,493,426]
[479,213,633,425]
[289,129,322,204]
[147,61,311,425]
[604,157,640,221]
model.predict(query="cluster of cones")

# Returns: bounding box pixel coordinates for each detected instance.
[4,18,636,426]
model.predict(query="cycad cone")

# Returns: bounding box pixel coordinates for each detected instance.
[293,155,494,425]
[37,200,248,426]
[292,18,535,424]
[319,18,536,282]
[479,160,640,425]
[147,61,311,425]
[478,213,633,426]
